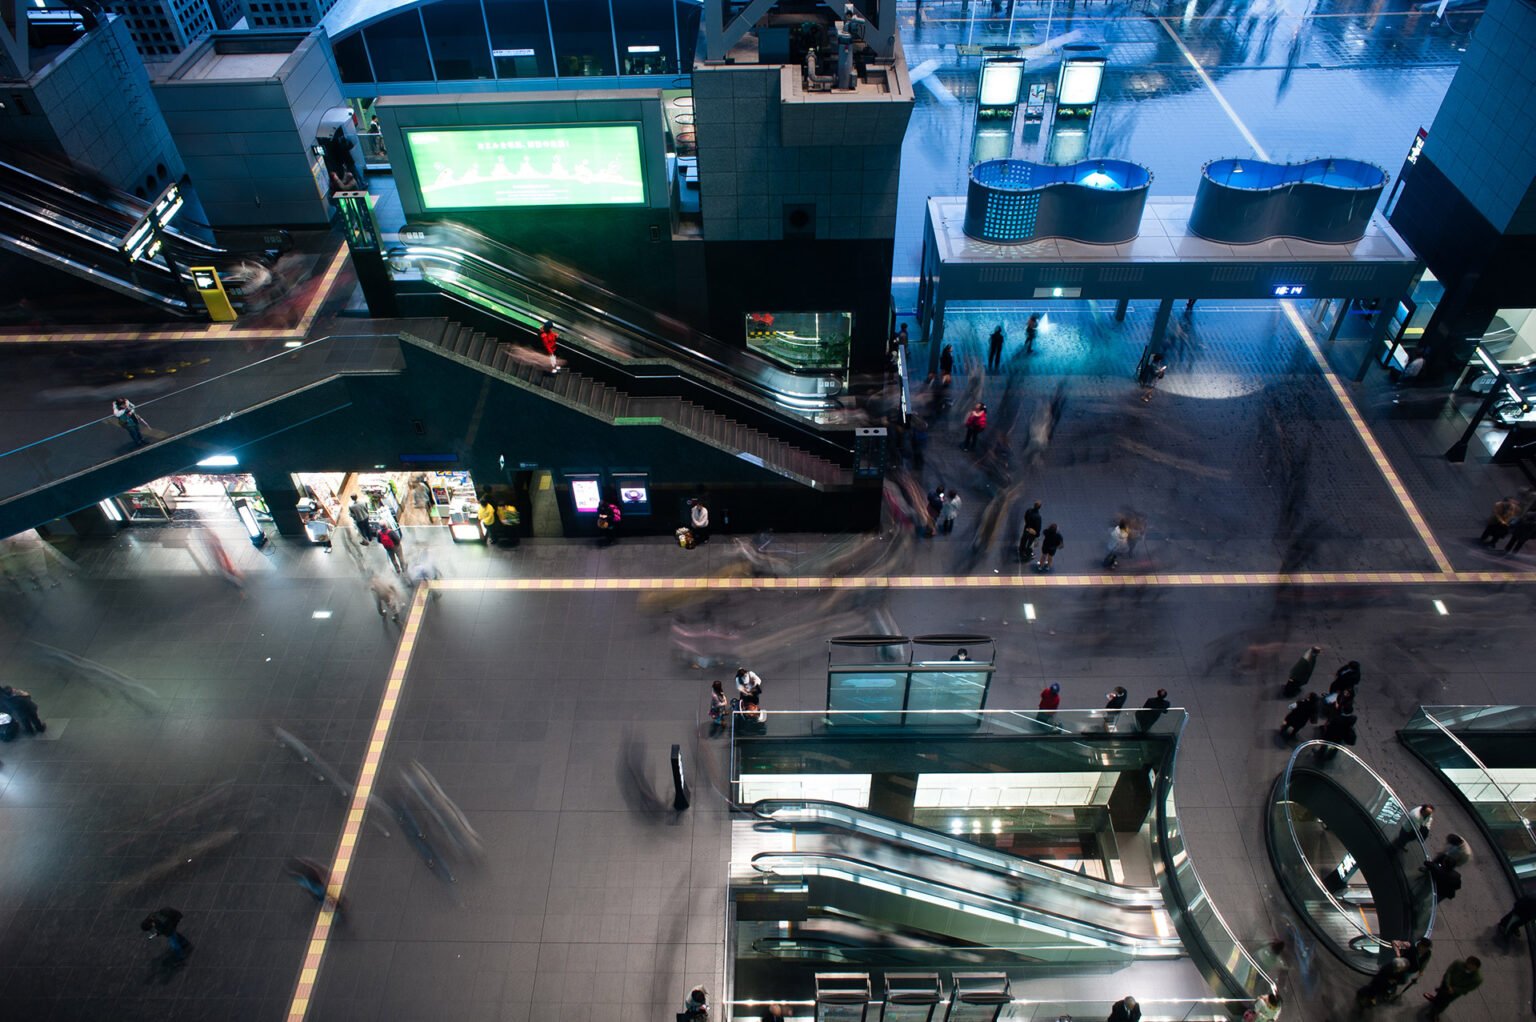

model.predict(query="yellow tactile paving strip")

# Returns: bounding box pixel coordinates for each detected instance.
[282,560,1531,1019]
[1159,19,1454,577]
[285,583,429,1022]
[430,571,1527,591]
[1279,304,1455,574]
[0,244,349,345]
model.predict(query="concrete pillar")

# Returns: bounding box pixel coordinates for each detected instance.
[1148,297,1175,356]
[254,473,305,536]
[1327,299,1351,343]
[1114,298,1129,322]
[1356,299,1392,382]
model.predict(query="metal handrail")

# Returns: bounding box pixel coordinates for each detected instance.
[1273,740,1433,957]
[1416,708,1536,840]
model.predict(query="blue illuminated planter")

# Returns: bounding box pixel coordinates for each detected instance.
[1189,157,1388,244]
[962,158,1152,244]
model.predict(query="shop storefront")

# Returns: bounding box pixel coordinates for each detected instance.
[1445,302,1536,461]
[103,471,272,526]
[292,469,487,542]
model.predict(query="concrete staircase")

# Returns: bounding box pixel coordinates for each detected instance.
[408,322,853,490]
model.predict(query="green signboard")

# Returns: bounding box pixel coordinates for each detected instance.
[406,124,646,210]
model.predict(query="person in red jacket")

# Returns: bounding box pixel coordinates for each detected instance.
[962,402,987,451]
[1039,682,1061,711]
[539,320,560,374]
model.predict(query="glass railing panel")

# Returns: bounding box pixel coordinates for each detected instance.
[1267,741,1431,973]
[751,799,1159,904]
[733,709,1185,740]
[1161,787,1272,998]
[0,334,395,508]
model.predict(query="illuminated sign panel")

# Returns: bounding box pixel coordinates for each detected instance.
[1057,60,1105,106]
[406,125,646,210]
[979,61,1023,107]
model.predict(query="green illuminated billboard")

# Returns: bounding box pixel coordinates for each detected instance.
[406,124,646,210]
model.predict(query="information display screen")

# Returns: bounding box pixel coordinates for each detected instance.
[406,125,646,210]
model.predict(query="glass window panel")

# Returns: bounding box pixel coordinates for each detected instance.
[549,0,614,76]
[906,669,989,714]
[484,0,553,78]
[676,0,700,70]
[423,0,493,81]
[363,14,433,83]
[827,670,905,725]
[332,32,373,83]
[613,0,674,75]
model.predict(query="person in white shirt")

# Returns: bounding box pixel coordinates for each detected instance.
[735,668,762,700]
[689,498,711,543]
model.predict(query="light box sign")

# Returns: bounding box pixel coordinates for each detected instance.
[1057,59,1105,107]
[406,125,646,211]
[979,60,1023,108]
[570,477,602,513]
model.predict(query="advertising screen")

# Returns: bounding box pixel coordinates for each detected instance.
[407,125,646,210]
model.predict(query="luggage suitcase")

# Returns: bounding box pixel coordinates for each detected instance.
[0,712,16,742]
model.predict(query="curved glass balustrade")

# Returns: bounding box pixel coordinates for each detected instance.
[1189,157,1387,244]
[1400,706,1536,1013]
[1266,740,1434,973]
[963,157,1152,244]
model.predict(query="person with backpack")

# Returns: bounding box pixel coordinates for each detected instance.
[961,403,987,451]
[1330,660,1362,694]
[596,502,621,546]
[377,523,404,573]
[1019,500,1043,560]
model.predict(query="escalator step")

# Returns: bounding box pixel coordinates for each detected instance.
[468,334,490,363]
[576,379,593,406]
[439,323,459,349]
[490,345,511,373]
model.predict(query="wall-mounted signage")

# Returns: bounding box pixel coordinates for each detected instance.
[1273,285,1306,297]
[569,476,602,512]
[405,124,646,210]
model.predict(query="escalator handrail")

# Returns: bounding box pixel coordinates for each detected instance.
[393,226,846,396]
[749,850,1180,949]
[0,230,192,315]
[404,221,844,387]
[400,244,841,413]
[427,274,843,434]
[417,267,857,469]
[750,798,1162,905]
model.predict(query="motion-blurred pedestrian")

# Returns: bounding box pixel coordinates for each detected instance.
[369,573,403,622]
[1506,508,1536,554]
[0,685,44,735]
[1025,312,1038,354]
[1431,833,1471,871]
[961,403,987,451]
[1249,991,1282,1021]
[1497,893,1536,938]
[285,857,342,911]
[1424,957,1480,1015]
[939,344,954,378]
[987,325,1004,371]
[940,489,961,534]
[1138,353,1166,402]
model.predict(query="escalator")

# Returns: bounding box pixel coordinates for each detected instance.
[0,155,293,318]
[388,223,860,457]
[749,849,1181,962]
[751,799,1161,908]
